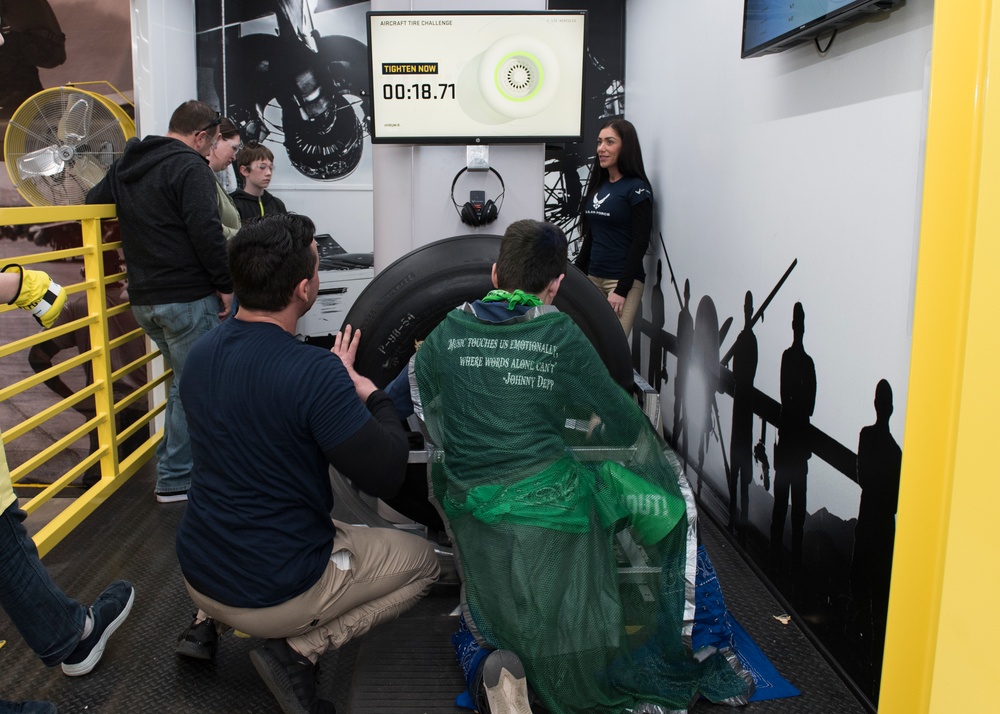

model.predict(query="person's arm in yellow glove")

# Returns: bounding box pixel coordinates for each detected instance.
[2,263,67,329]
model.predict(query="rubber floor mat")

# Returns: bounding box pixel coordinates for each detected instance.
[0,460,867,713]
[346,615,467,713]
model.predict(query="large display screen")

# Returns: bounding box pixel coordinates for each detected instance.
[742,0,898,58]
[366,11,587,144]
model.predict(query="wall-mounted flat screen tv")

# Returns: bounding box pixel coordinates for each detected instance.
[742,0,904,58]
[366,11,587,144]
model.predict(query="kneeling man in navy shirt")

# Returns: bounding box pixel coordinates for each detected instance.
[175,213,439,714]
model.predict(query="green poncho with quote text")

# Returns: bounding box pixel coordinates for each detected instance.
[414,306,750,713]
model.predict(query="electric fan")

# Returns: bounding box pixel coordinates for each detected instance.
[3,84,135,206]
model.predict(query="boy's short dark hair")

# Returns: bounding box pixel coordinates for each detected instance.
[235,141,276,170]
[495,220,568,295]
[228,213,317,312]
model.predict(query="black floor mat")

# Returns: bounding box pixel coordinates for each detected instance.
[348,616,466,713]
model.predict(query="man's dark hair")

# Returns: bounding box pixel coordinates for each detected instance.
[495,220,567,295]
[228,213,317,312]
[168,100,220,136]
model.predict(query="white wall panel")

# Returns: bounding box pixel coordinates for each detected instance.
[130,0,198,136]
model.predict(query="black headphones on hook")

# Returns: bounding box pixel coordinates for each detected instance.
[450,166,505,227]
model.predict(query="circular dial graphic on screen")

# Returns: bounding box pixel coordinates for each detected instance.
[478,35,560,119]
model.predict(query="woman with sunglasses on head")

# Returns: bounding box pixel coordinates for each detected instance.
[575,118,654,339]
[230,141,288,224]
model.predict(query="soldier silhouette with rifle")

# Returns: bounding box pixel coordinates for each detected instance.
[728,291,758,534]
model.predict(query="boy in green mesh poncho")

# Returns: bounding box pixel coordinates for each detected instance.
[406,220,751,713]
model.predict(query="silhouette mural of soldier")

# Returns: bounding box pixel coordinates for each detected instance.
[648,260,667,392]
[848,378,901,684]
[672,279,693,459]
[728,291,758,532]
[770,301,816,566]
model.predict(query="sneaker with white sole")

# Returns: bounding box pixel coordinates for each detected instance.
[61,580,135,676]
[477,649,532,714]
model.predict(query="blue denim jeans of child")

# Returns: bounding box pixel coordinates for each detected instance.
[0,502,86,667]
[132,295,222,495]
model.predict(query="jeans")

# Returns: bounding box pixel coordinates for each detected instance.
[132,295,222,495]
[0,502,86,667]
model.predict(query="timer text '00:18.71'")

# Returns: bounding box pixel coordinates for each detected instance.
[382,83,456,100]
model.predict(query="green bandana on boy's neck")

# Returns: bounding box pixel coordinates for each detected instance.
[482,289,543,310]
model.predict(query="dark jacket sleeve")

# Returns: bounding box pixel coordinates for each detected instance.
[180,162,233,294]
[615,199,652,297]
[325,389,408,499]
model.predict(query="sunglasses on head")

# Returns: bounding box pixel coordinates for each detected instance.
[198,112,222,134]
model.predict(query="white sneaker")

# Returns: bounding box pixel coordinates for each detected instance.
[479,649,532,714]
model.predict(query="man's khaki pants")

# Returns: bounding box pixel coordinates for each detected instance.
[186,520,440,659]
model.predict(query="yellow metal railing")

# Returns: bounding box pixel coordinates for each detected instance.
[0,204,164,557]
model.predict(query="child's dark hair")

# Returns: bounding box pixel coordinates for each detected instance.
[235,141,275,170]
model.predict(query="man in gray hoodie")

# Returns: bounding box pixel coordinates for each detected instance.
[86,99,233,503]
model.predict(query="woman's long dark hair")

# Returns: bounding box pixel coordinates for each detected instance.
[579,118,651,224]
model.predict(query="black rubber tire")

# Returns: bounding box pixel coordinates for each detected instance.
[341,234,633,389]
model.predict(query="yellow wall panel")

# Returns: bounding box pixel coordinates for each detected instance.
[881,0,1000,711]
